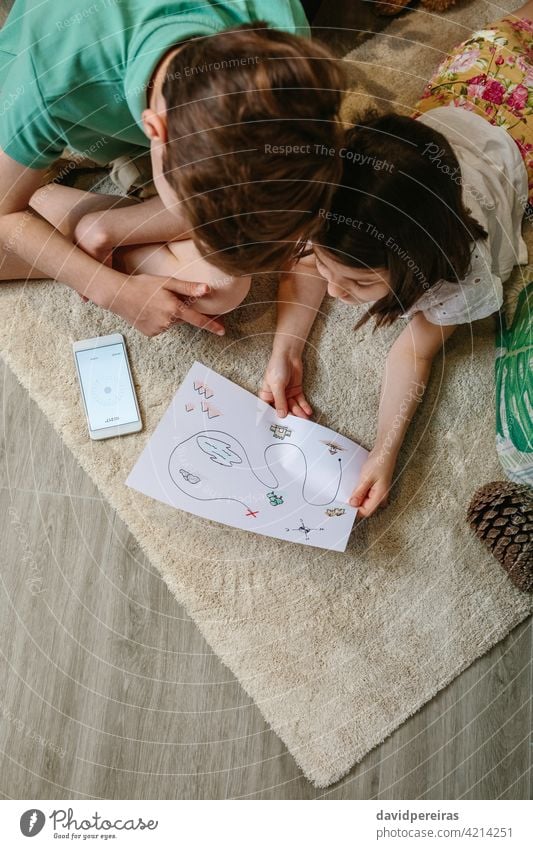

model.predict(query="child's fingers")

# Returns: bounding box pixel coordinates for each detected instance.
[349,479,372,508]
[258,388,274,403]
[290,394,312,418]
[285,384,303,398]
[285,387,312,414]
[165,277,210,299]
[357,483,389,517]
[288,398,310,419]
[174,303,225,335]
[270,382,288,418]
[295,392,312,416]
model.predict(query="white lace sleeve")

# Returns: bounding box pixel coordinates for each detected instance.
[405,239,503,326]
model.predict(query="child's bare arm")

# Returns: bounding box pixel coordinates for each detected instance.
[351,313,457,517]
[374,314,456,462]
[260,253,327,418]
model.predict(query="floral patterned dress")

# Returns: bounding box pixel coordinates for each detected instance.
[413,17,533,201]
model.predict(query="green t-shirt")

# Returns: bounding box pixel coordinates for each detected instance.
[0,0,310,168]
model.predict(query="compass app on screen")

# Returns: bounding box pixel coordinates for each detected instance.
[76,343,138,431]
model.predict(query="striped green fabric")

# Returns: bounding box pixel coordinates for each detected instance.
[495,282,533,485]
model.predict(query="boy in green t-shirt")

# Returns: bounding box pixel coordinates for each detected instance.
[0,0,344,340]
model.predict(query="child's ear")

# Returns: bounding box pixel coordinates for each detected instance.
[142,109,168,144]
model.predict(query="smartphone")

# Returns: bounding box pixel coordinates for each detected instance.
[72,333,142,440]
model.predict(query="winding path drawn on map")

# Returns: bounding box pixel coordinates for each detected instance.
[168,430,343,516]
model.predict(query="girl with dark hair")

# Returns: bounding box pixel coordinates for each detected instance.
[261,3,533,516]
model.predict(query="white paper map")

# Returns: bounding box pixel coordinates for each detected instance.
[126,362,369,551]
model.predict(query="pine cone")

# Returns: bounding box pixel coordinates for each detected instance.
[467,481,533,593]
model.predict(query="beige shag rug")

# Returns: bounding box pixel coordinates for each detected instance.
[1,0,532,787]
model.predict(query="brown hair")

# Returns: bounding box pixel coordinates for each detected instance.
[162,23,346,275]
[317,111,488,327]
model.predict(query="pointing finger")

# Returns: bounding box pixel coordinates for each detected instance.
[173,303,225,335]
[165,277,210,299]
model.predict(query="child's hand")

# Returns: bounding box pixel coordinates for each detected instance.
[103,273,225,337]
[259,349,312,419]
[349,450,395,518]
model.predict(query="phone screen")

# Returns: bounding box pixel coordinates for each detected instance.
[75,342,139,432]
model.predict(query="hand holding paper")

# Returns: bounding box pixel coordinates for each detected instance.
[126,363,368,551]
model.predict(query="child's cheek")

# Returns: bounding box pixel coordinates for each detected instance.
[327,282,349,300]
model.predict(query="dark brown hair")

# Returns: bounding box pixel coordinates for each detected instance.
[317,111,487,327]
[162,23,346,275]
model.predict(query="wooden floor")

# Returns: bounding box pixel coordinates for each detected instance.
[1,362,531,800]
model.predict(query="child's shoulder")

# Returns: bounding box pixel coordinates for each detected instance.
[417,106,524,173]
[407,239,504,326]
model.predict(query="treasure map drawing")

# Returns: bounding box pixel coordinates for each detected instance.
[126,362,369,551]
